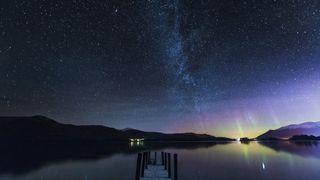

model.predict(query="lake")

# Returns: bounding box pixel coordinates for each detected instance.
[1,141,320,180]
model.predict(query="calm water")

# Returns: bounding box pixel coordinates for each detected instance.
[1,141,320,180]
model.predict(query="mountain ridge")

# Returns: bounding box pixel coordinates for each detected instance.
[0,115,234,142]
[257,121,320,140]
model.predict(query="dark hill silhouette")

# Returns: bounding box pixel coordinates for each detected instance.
[0,115,234,142]
[257,121,320,140]
[0,115,127,142]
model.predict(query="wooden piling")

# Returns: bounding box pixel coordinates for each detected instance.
[174,154,178,180]
[164,152,167,170]
[154,152,157,165]
[168,153,171,178]
[145,152,148,169]
[141,152,145,177]
[161,152,164,165]
[135,153,142,180]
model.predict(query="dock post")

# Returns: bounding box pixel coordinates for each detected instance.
[145,152,148,169]
[161,152,164,165]
[168,153,171,178]
[154,152,157,165]
[135,153,142,180]
[164,152,167,170]
[141,152,145,177]
[148,151,151,164]
[174,154,178,180]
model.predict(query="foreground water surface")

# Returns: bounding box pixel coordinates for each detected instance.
[1,141,320,180]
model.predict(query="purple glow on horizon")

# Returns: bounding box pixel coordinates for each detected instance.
[167,74,320,138]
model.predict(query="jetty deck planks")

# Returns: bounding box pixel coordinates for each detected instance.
[140,165,170,180]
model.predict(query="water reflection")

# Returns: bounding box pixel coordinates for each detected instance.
[130,141,144,147]
[1,141,320,180]
[0,141,226,176]
[259,141,320,159]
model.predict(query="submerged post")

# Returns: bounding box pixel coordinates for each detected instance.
[168,153,171,178]
[141,152,145,177]
[135,153,142,180]
[174,154,178,180]
[154,152,157,165]
[164,152,167,170]
[145,152,148,169]
[161,152,164,165]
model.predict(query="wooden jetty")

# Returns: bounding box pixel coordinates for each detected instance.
[135,151,178,180]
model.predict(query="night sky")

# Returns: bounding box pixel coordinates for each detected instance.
[1,0,320,137]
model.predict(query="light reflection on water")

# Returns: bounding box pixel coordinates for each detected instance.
[1,141,320,180]
[130,141,144,147]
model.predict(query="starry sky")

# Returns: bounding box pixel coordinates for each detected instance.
[1,0,320,138]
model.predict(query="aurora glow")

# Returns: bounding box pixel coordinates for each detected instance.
[170,74,320,138]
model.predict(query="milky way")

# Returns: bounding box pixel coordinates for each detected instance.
[1,0,320,137]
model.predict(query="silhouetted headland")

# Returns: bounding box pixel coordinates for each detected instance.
[0,115,234,143]
[257,121,320,140]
